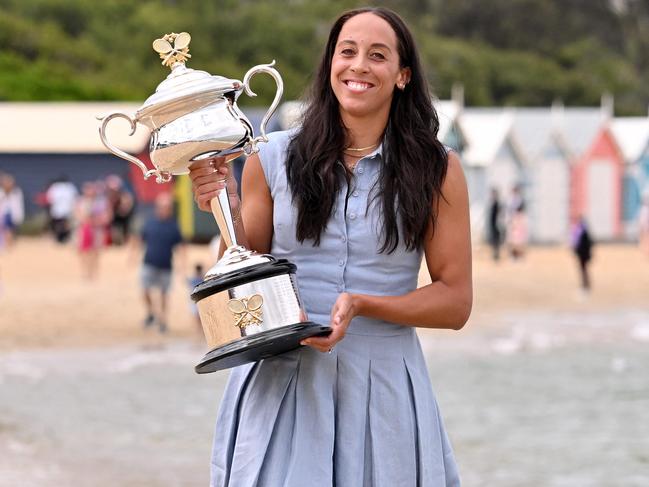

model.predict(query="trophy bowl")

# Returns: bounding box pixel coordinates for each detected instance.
[97,32,331,373]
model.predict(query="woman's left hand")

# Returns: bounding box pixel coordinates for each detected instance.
[301,293,356,353]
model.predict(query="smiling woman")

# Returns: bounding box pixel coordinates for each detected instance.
[189,6,471,487]
[330,14,410,122]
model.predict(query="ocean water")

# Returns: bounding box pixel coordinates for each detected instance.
[1,311,648,486]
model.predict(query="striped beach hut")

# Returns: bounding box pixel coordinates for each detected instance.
[559,108,623,240]
[610,117,649,239]
[0,102,155,219]
[459,108,524,239]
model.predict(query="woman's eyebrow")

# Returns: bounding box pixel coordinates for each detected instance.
[336,39,392,52]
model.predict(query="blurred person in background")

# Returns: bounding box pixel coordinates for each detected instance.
[74,181,111,280]
[0,172,24,248]
[639,192,649,258]
[571,216,594,295]
[46,175,78,244]
[105,174,135,246]
[507,205,528,260]
[487,187,503,261]
[135,192,185,334]
[507,184,528,260]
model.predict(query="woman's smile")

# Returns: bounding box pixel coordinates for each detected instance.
[343,79,375,93]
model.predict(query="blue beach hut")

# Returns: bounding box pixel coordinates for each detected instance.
[610,117,649,239]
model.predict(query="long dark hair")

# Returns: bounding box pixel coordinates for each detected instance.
[286,7,448,253]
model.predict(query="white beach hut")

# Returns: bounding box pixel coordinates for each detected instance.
[459,109,522,239]
[507,108,571,243]
[434,99,465,152]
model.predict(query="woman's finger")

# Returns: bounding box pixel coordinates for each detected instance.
[189,157,229,179]
[189,164,229,181]
[192,173,228,189]
[301,323,344,352]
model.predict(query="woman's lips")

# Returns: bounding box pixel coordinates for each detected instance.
[344,80,374,93]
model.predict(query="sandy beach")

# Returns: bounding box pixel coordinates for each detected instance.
[1,237,648,349]
[1,237,649,486]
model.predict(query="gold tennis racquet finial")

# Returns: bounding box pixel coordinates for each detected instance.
[152,32,192,68]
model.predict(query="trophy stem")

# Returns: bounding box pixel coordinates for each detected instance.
[210,185,238,249]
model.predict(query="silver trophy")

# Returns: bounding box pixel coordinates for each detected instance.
[98,32,330,373]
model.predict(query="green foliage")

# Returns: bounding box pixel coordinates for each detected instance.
[0,0,647,114]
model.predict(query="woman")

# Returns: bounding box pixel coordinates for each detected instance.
[75,182,110,279]
[190,7,472,486]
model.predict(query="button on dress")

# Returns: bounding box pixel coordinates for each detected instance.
[210,130,460,487]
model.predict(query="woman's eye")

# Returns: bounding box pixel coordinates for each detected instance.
[341,48,355,56]
[370,52,386,60]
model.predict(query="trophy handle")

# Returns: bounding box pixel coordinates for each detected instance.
[97,112,171,183]
[242,60,284,153]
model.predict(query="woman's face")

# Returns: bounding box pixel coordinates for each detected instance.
[330,12,410,120]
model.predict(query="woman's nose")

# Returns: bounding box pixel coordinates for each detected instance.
[350,57,369,73]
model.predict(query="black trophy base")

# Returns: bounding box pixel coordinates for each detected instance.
[195,322,332,374]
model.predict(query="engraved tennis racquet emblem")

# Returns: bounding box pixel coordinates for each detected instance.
[228,294,264,329]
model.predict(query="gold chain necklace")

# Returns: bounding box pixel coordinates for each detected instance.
[342,142,378,171]
[345,142,379,152]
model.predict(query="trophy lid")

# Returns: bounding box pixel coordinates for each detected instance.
[204,246,275,280]
[137,32,242,121]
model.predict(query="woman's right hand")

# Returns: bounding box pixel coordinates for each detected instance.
[188,157,239,212]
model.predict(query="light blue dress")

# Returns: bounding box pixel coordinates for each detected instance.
[210,130,460,487]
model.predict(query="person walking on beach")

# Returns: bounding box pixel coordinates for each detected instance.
[506,184,528,260]
[105,174,136,246]
[189,7,472,486]
[136,192,185,333]
[46,175,78,244]
[487,187,503,261]
[75,181,111,280]
[571,217,594,294]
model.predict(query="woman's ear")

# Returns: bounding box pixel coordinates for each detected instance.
[397,67,411,90]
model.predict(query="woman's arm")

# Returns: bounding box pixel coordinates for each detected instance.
[353,151,472,329]
[303,151,471,352]
[188,154,273,256]
[239,154,273,254]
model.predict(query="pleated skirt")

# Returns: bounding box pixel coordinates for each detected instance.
[210,325,460,487]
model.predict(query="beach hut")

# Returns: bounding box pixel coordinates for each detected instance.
[506,108,571,244]
[434,99,465,153]
[0,102,154,219]
[559,108,623,240]
[609,117,649,239]
[459,109,523,239]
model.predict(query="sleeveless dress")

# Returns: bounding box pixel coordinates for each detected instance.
[210,130,460,487]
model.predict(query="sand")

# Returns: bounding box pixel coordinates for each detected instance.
[0,236,648,350]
